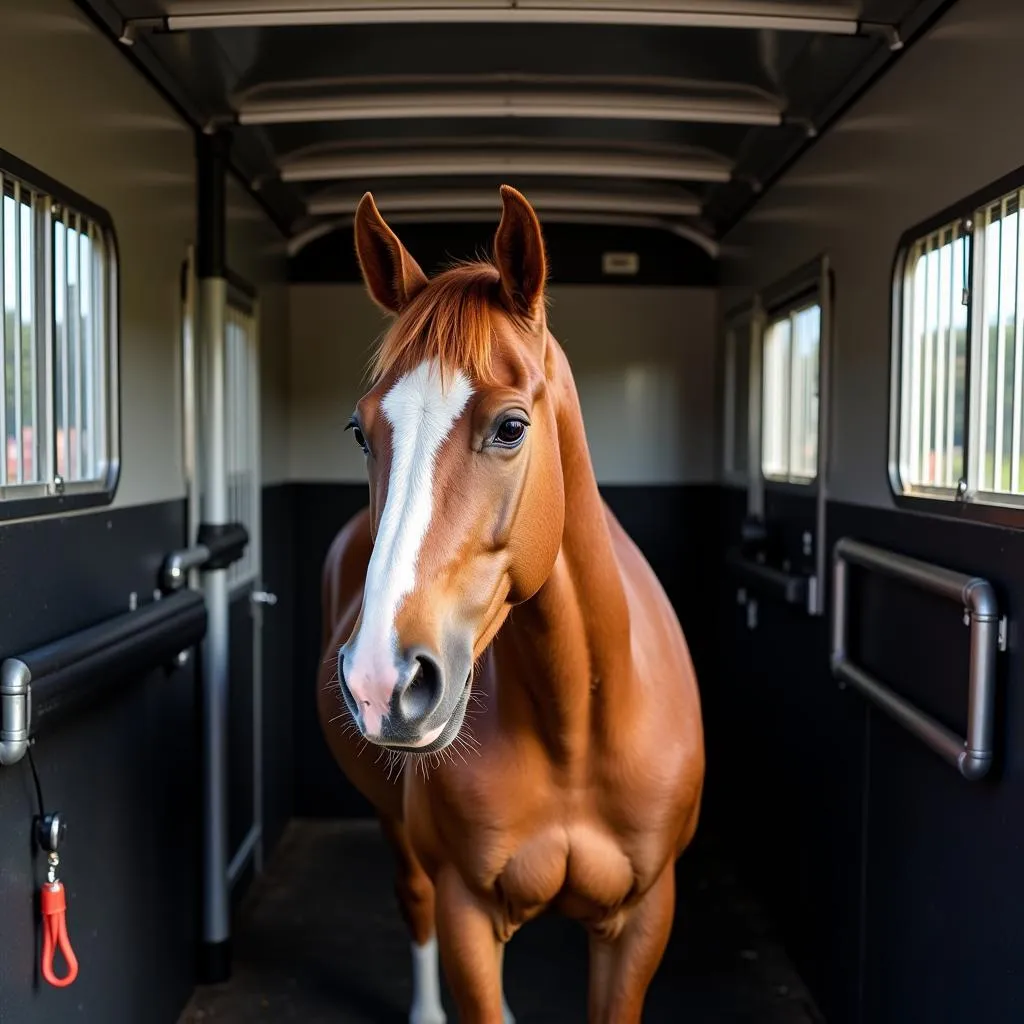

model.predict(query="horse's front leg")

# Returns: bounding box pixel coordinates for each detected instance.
[434,867,511,1024]
[587,864,675,1024]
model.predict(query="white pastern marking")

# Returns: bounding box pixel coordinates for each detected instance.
[410,936,447,1024]
[347,361,472,723]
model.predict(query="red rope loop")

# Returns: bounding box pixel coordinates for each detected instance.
[40,881,78,988]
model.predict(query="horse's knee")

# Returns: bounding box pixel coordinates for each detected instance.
[396,866,436,942]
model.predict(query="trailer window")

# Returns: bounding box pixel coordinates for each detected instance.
[894,183,1024,512]
[0,159,117,514]
[894,220,969,494]
[762,301,820,484]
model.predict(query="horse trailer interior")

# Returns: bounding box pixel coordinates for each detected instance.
[1,1,1022,1022]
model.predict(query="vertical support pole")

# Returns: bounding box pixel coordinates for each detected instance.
[747,296,765,520]
[197,128,231,984]
[811,256,831,615]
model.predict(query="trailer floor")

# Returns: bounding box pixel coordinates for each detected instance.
[178,819,823,1024]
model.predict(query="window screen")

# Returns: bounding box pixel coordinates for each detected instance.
[895,183,1024,508]
[0,160,117,511]
[762,301,820,484]
[896,220,968,492]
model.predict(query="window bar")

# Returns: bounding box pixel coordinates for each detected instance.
[899,243,915,484]
[12,181,23,486]
[36,193,55,492]
[1013,192,1024,493]
[923,232,938,484]
[72,215,85,481]
[976,207,994,492]
[0,175,7,489]
[93,227,107,471]
[913,242,929,483]
[934,235,949,486]
[58,215,70,483]
[946,231,961,486]
[993,197,1010,491]
[82,221,95,480]
[26,193,38,485]
[68,212,80,481]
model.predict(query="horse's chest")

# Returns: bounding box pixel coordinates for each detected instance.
[482,822,637,933]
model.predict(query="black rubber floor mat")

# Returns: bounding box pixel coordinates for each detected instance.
[179,819,825,1023]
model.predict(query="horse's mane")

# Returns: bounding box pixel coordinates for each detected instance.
[370,260,528,387]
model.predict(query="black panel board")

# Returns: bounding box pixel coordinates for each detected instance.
[292,482,375,818]
[0,499,201,1024]
[827,501,1024,1024]
[228,589,256,859]
[713,487,866,1024]
[290,221,717,287]
[260,483,296,854]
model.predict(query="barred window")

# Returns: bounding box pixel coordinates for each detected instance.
[0,158,117,513]
[895,220,969,493]
[894,181,1024,510]
[762,300,820,484]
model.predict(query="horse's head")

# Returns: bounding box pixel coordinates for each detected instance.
[338,185,565,753]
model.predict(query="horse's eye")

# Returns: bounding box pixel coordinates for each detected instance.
[348,423,368,453]
[494,418,527,448]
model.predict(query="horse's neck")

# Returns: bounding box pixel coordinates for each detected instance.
[496,339,632,759]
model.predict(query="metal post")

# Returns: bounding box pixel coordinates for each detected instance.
[196,129,231,983]
[811,256,832,615]
[747,296,765,519]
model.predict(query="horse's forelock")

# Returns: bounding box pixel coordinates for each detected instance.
[369,261,527,388]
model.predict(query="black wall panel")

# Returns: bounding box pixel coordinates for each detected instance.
[0,500,199,1024]
[291,482,376,818]
[290,221,717,288]
[828,502,1024,1024]
[260,484,296,854]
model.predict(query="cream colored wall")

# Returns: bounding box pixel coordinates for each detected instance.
[288,282,718,485]
[0,1,198,509]
[0,2,289,514]
[722,0,1024,508]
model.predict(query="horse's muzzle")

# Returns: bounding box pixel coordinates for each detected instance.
[338,644,449,748]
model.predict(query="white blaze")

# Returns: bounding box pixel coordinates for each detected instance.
[345,361,472,732]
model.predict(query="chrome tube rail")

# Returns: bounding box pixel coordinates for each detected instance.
[726,547,811,609]
[831,538,1002,781]
[0,590,207,766]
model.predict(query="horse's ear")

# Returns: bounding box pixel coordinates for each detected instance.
[493,185,547,320]
[353,192,428,314]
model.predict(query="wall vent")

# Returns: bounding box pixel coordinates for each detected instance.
[601,251,640,276]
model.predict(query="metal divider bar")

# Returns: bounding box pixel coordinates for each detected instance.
[831,537,1000,781]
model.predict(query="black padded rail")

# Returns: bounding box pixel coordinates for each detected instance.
[196,521,249,571]
[726,547,810,608]
[14,590,207,736]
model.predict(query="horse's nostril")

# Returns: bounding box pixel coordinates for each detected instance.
[398,654,443,724]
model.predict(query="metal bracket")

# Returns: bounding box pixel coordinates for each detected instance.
[0,658,31,767]
[860,21,903,51]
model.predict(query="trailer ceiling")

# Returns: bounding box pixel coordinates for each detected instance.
[82,1,958,250]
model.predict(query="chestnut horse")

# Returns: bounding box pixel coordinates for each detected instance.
[317,185,704,1024]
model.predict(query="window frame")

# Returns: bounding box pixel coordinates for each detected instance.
[0,149,119,522]
[889,160,1024,529]
[760,290,822,490]
[759,260,829,495]
[721,301,755,488]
